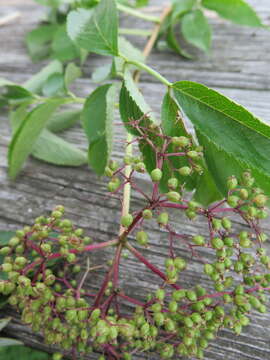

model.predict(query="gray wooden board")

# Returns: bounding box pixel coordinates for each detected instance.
[0,0,270,359]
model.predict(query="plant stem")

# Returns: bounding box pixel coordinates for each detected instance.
[117,4,161,23]
[119,28,152,37]
[125,242,181,290]
[126,59,172,87]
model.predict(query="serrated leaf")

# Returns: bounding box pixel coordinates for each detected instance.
[25,24,57,62]
[67,0,119,56]
[52,25,81,62]
[181,9,212,53]
[119,70,154,135]
[64,62,82,90]
[46,109,81,133]
[42,73,65,97]
[202,0,263,27]
[32,129,87,166]
[8,99,64,179]
[24,60,63,94]
[173,81,270,197]
[82,84,117,174]
[161,92,197,191]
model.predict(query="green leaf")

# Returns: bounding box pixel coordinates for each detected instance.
[0,318,11,331]
[46,109,81,133]
[42,73,65,97]
[119,70,154,135]
[0,339,23,347]
[67,0,119,56]
[202,0,263,27]
[194,161,223,205]
[181,9,212,53]
[92,63,114,83]
[172,0,196,19]
[32,129,87,166]
[166,25,193,59]
[173,81,270,197]
[8,99,64,179]
[52,25,81,62]
[0,345,49,359]
[25,24,57,62]
[64,62,82,90]
[82,84,117,175]
[161,92,197,191]
[24,60,63,94]
[0,85,34,106]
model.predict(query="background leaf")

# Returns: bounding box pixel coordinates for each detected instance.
[46,109,81,133]
[82,84,117,174]
[67,0,119,56]
[181,9,212,53]
[0,345,49,359]
[24,60,63,94]
[32,129,87,166]
[173,81,270,197]
[202,0,263,27]
[25,24,57,62]
[42,73,65,97]
[64,62,82,90]
[52,25,81,62]
[8,100,64,179]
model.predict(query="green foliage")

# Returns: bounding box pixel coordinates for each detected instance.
[67,0,119,56]
[173,81,270,198]
[181,9,212,53]
[0,345,50,360]
[82,84,117,174]
[202,0,263,27]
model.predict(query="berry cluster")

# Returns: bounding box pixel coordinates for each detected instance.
[0,121,269,360]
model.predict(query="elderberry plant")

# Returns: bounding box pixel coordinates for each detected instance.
[0,127,270,359]
[1,0,270,358]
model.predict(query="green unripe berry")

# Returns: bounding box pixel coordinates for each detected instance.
[169,300,178,313]
[151,168,163,182]
[172,136,189,148]
[239,238,251,248]
[178,166,192,176]
[239,188,249,200]
[9,237,20,247]
[0,247,11,256]
[211,237,224,250]
[222,217,231,230]
[167,177,178,190]
[227,176,238,190]
[136,231,148,246]
[166,191,181,202]
[253,194,267,207]
[187,150,199,159]
[192,235,205,246]
[121,214,133,227]
[2,263,12,272]
[186,290,197,302]
[174,257,186,271]
[154,313,165,326]
[134,162,146,173]
[227,196,239,208]
[224,237,234,247]
[185,210,197,220]
[142,209,152,220]
[157,212,169,226]
[155,288,165,301]
[204,264,214,276]
[41,243,51,254]
[90,308,101,321]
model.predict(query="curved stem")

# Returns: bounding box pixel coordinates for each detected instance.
[117,4,161,23]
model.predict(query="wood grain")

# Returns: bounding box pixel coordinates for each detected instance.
[0,0,270,359]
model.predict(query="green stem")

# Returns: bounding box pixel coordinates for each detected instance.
[117,4,160,23]
[119,28,152,37]
[125,59,172,87]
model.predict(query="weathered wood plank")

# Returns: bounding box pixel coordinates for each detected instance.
[0,0,270,359]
